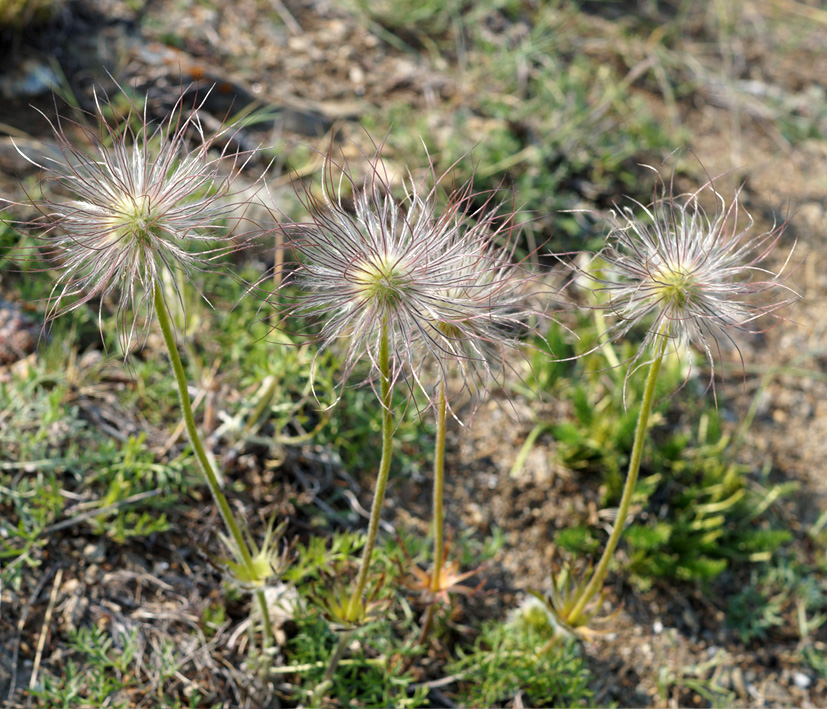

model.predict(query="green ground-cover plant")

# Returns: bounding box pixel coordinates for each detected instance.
[447,596,594,707]
[0,343,197,590]
[29,625,213,708]
[273,528,533,707]
[282,603,430,709]
[623,431,796,584]
[276,532,429,707]
[538,330,796,586]
[656,649,738,709]
[728,550,827,648]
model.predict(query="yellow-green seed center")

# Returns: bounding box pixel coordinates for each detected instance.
[652,262,699,308]
[352,253,412,305]
[107,194,155,244]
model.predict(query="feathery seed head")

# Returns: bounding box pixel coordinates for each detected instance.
[29,89,249,353]
[286,149,537,416]
[587,167,796,386]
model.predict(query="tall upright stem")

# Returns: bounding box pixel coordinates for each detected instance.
[153,287,274,648]
[320,322,394,690]
[408,382,449,651]
[431,381,448,591]
[568,335,667,626]
[346,319,394,618]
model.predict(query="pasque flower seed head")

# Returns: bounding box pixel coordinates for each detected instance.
[587,167,796,386]
[286,150,536,415]
[28,89,250,352]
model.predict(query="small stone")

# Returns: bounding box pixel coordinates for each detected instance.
[61,578,80,594]
[83,542,106,564]
[793,671,812,689]
[61,591,89,633]
[349,65,365,95]
[466,502,487,527]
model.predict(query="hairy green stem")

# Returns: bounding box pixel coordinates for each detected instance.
[153,287,274,648]
[431,381,448,592]
[404,382,448,657]
[321,321,394,688]
[568,335,667,626]
[346,319,394,618]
